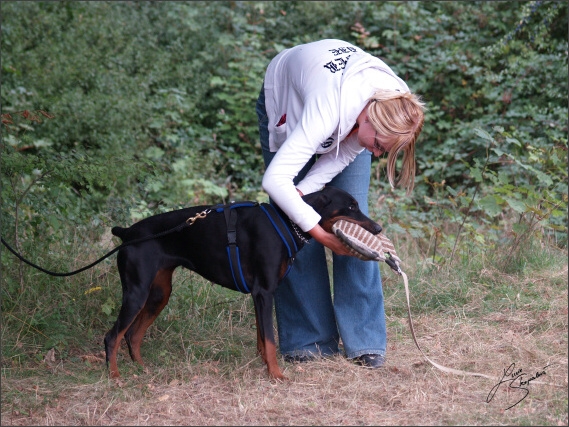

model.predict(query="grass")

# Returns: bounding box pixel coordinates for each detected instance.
[1,229,567,426]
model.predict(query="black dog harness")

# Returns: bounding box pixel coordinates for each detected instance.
[214,201,302,294]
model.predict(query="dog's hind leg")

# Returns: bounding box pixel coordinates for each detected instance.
[104,302,147,378]
[124,268,174,365]
[104,254,157,378]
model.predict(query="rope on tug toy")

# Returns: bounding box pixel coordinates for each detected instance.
[331,219,500,380]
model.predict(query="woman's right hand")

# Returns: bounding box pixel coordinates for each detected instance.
[308,224,353,256]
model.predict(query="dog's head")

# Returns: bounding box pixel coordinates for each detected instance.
[303,186,382,235]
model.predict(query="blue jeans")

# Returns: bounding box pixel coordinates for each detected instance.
[256,87,387,360]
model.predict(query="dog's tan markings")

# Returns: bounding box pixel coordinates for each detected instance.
[107,337,122,378]
[279,260,290,280]
[320,218,336,233]
[107,326,133,378]
[255,316,287,381]
[124,269,174,366]
[264,340,287,381]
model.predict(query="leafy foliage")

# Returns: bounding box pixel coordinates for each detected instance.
[360,0,567,264]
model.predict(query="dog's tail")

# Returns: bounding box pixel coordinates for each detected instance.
[111,226,128,241]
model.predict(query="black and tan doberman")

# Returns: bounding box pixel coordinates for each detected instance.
[104,186,382,381]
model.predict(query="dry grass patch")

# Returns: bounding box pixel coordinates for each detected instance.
[3,298,567,426]
[2,256,567,426]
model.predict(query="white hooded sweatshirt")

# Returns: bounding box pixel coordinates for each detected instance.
[262,39,409,232]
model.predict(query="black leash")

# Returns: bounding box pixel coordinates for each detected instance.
[0,221,192,277]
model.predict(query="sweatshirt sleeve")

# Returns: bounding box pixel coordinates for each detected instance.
[262,154,322,232]
[262,95,339,232]
[295,134,364,196]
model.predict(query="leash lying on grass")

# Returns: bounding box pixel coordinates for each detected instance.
[331,220,559,386]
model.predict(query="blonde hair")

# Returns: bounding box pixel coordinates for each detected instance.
[367,89,426,195]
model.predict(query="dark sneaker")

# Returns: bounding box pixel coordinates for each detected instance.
[353,354,385,369]
[283,354,315,363]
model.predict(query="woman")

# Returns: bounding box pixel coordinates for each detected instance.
[256,39,425,368]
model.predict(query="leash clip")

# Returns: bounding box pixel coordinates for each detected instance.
[385,252,402,275]
[186,209,209,225]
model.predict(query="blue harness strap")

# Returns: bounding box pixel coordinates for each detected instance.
[217,202,258,294]
[259,203,299,278]
[213,201,301,294]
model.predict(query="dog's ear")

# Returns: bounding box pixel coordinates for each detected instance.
[302,190,331,212]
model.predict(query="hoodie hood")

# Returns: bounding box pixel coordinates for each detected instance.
[336,53,410,156]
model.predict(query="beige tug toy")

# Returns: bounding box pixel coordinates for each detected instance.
[331,219,402,274]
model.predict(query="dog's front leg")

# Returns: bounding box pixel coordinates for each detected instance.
[252,292,287,381]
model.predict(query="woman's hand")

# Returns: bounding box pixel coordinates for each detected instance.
[299,189,352,256]
[308,224,353,256]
